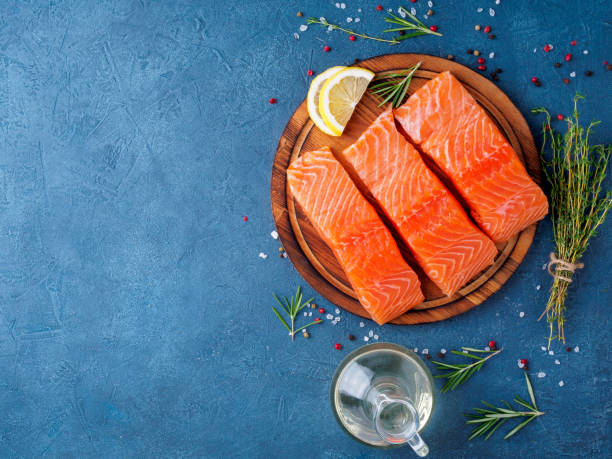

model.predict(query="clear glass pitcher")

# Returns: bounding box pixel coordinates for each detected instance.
[330,342,435,455]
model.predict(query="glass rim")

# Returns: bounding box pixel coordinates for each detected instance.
[329,342,436,449]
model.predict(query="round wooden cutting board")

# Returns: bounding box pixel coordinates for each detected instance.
[271,53,542,325]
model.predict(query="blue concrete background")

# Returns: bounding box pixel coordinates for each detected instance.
[0,0,610,457]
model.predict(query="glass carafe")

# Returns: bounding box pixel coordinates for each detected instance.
[330,343,435,455]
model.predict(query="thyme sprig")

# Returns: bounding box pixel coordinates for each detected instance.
[532,95,612,347]
[383,7,443,39]
[369,62,421,108]
[272,286,321,341]
[306,17,400,44]
[433,347,502,393]
[466,373,545,440]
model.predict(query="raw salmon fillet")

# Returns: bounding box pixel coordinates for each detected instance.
[287,146,424,324]
[342,109,498,296]
[394,71,548,243]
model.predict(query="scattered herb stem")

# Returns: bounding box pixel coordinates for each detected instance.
[272,286,321,341]
[433,347,502,392]
[532,95,612,347]
[369,62,421,108]
[306,17,399,44]
[466,373,545,440]
[383,7,442,39]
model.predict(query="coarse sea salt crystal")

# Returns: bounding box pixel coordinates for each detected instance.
[308,311,312,317]
[414,347,419,352]
[364,336,370,342]
[258,252,268,259]
[541,346,547,351]
[319,16,326,22]
[484,346,491,351]
[299,24,308,32]
[554,359,560,365]
[335,316,340,321]
[355,17,360,22]
[570,71,576,77]
[399,8,406,17]
[549,350,554,355]
[410,7,417,15]
[489,8,495,16]
[441,348,447,354]
[340,2,346,9]
[422,348,429,354]
[583,49,589,54]
[369,330,374,337]
[428,1,434,7]
[360,322,365,327]
[303,311,308,316]
[536,285,541,290]
[477,7,483,13]
[489,52,495,59]
[374,334,379,340]
[326,314,334,320]
[423,14,428,20]
[537,371,546,378]
[270,230,278,239]
[574,346,579,352]
[346,17,352,23]
[327,25,333,32]
[495,0,500,4]
[533,48,537,53]
[293,33,300,40]
[519,311,525,318]
[559,380,565,387]
[335,308,340,314]
[335,2,340,7]
[358,8,362,13]
[517,360,525,368]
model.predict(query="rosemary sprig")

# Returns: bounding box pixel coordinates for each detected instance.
[532,95,612,347]
[432,347,502,393]
[466,373,545,440]
[383,7,443,39]
[306,17,400,44]
[369,62,421,108]
[272,286,321,341]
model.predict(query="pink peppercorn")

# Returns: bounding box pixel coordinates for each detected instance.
[483,25,491,33]
[544,44,551,52]
[307,69,314,76]
[335,343,343,350]
[557,114,564,120]
[243,216,248,221]
[318,308,325,314]
[478,57,485,64]
[488,340,497,350]
[429,25,438,32]
[376,4,383,10]
[565,53,572,61]
[477,65,486,71]
[520,358,528,365]
[531,76,538,83]
[349,35,356,41]
[570,40,577,46]
[269,98,277,104]
[323,45,331,52]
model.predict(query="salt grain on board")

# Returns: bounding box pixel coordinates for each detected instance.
[294,33,300,40]
[360,322,365,328]
[495,0,500,4]
[549,350,554,355]
[484,346,491,351]
[489,52,495,59]
[335,2,340,7]
[541,346,547,351]
[303,311,308,316]
[554,359,560,365]
[559,380,565,387]
[340,3,346,9]
[327,25,333,32]
[537,372,546,378]
[489,8,495,16]
[358,8,362,13]
[326,314,334,320]
[533,48,537,53]
[570,71,576,77]
[374,334,379,340]
[308,311,312,317]
[258,252,268,259]
[364,336,369,342]
[422,348,429,354]
[517,360,525,369]
[410,7,417,15]
[519,311,525,318]
[355,18,360,22]
[414,347,419,352]
[399,8,406,18]
[574,346,580,352]
[440,348,447,354]
[335,308,340,314]
[477,7,483,13]
[369,330,374,337]
[428,1,434,7]
[536,285,541,290]
[299,24,308,32]
[583,50,589,54]
[270,230,278,239]
[335,316,340,321]
[346,17,352,23]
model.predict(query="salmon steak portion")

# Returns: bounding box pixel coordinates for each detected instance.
[287,146,424,324]
[341,109,498,296]
[394,71,548,243]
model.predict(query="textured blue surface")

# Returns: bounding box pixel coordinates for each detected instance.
[0,0,610,457]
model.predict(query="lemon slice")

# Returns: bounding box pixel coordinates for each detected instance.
[307,66,346,136]
[319,67,375,136]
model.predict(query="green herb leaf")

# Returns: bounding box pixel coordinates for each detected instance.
[433,346,501,392]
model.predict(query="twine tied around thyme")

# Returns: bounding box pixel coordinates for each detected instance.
[546,252,584,283]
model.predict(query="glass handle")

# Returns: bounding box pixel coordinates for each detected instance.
[407,431,429,457]
[373,394,429,456]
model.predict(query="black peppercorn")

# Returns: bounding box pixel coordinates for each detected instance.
[554,62,562,68]
[585,70,593,76]
[348,334,356,341]
[467,48,474,54]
